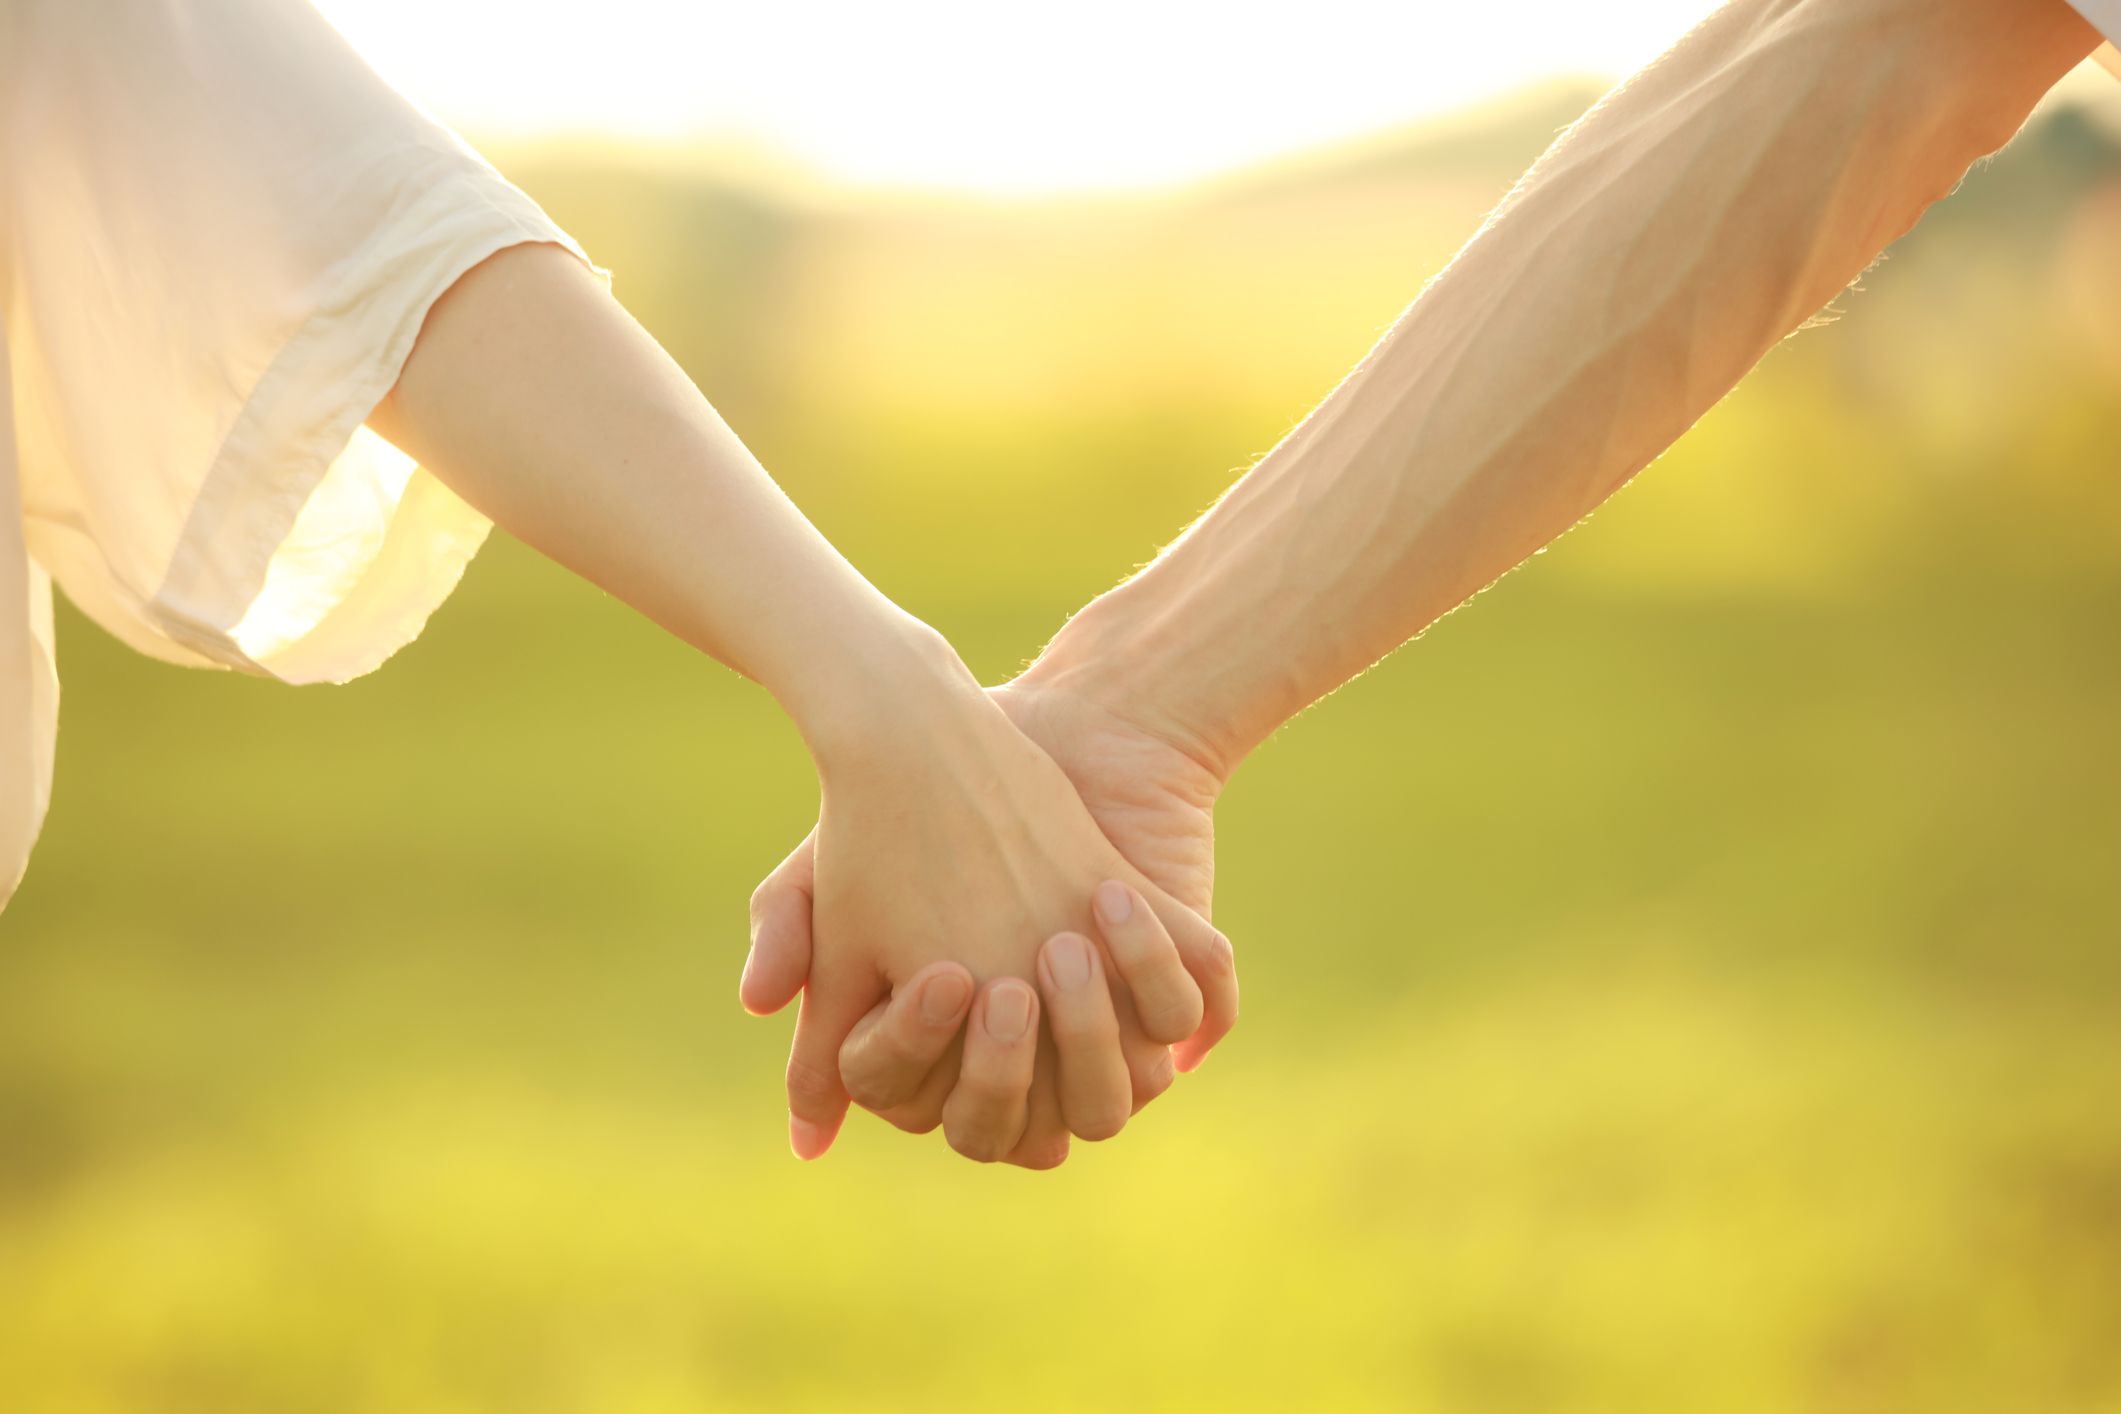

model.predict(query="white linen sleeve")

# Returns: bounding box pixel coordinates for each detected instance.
[0,360,57,908]
[4,0,596,684]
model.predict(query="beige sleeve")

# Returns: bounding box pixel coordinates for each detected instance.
[6,0,595,686]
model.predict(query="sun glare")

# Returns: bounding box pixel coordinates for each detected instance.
[314,0,1722,193]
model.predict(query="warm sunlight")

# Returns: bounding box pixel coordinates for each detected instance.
[14,3,2121,1409]
[314,0,1719,192]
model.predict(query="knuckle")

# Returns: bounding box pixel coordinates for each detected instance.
[844,1029,941,1110]
[1097,918,1140,955]
[883,1102,943,1136]
[1103,926,1157,970]
[1046,1002,1117,1046]
[1141,990,1206,1044]
[843,1069,904,1113]
[1010,1139,1070,1171]
[946,1122,1009,1164]
[887,1015,947,1066]
[1073,1105,1128,1143]
[959,1071,1023,1106]
[1132,1053,1176,1109]
[784,1054,841,1112]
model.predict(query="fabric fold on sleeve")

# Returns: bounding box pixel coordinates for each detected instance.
[147,167,595,685]
[7,0,598,689]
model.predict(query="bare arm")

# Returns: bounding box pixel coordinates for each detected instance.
[368,246,1226,1163]
[370,244,953,762]
[1018,0,2100,779]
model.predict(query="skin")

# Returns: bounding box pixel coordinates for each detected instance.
[366,244,1237,1164]
[742,680,1232,1161]
[792,681,1227,1164]
[745,0,2100,1161]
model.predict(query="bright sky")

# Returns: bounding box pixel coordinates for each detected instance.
[315,0,1722,193]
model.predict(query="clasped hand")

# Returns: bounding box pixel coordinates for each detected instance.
[739,642,1237,1170]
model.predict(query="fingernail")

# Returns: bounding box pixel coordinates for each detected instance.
[984,983,1033,1043]
[1094,880,1133,927]
[789,1114,830,1161]
[1210,933,1235,975]
[1047,933,1094,991]
[920,971,972,1025]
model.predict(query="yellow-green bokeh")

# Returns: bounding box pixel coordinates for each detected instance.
[3,90,2119,1412]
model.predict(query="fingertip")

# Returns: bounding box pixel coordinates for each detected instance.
[740,897,813,1016]
[743,836,819,1014]
[789,1112,839,1161]
[741,960,805,1015]
[787,990,865,1136]
[982,979,1038,1045]
[914,963,976,1029]
[1173,922,1237,1066]
[739,952,800,1017]
[1097,887,1208,1044]
[1038,930,1099,993]
[1172,1011,1233,1073]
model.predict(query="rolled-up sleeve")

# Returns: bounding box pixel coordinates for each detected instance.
[7,0,592,685]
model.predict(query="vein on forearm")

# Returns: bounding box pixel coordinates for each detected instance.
[1050,0,2093,778]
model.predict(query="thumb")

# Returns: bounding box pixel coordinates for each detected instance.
[741,829,817,1016]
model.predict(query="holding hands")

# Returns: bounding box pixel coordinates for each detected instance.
[384,0,2096,1171]
[377,244,1240,1175]
[741,659,1238,1168]
[26,0,2096,1186]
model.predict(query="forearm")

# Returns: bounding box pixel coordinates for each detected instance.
[1023,0,2097,779]
[371,243,973,763]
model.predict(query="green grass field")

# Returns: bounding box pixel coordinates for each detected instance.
[3,95,2119,1412]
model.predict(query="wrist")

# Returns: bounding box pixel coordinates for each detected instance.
[785,607,989,776]
[1016,586,1245,787]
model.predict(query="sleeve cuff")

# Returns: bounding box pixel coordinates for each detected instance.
[141,156,600,686]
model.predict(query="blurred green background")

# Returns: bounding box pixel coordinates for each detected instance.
[5,85,2121,1413]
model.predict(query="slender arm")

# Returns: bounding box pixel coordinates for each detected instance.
[1019,0,2099,779]
[369,243,970,761]
[367,242,1229,1165]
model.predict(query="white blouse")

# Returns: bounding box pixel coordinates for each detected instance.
[1,1,586,907]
